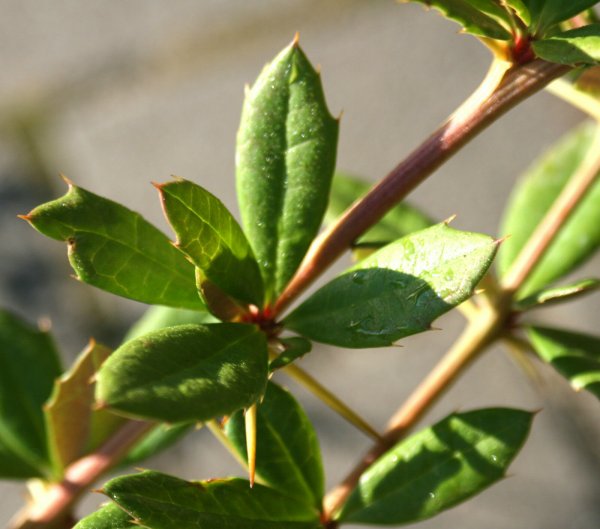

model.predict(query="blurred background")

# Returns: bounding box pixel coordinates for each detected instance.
[1,1,599,527]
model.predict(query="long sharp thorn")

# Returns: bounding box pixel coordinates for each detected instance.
[245,404,258,487]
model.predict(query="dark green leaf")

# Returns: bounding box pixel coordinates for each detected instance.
[528,326,600,399]
[121,422,193,467]
[269,337,312,371]
[285,224,497,348]
[102,470,321,528]
[533,25,600,65]
[402,0,513,40]
[224,382,324,509]
[96,323,268,422]
[23,182,204,310]
[336,408,533,525]
[0,310,62,479]
[45,340,111,476]
[324,173,433,246]
[498,122,600,297]
[515,278,600,311]
[158,178,264,307]
[523,0,599,35]
[236,38,339,302]
[74,502,136,529]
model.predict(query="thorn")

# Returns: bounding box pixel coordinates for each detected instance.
[17,213,33,222]
[494,235,510,245]
[292,31,300,48]
[429,325,443,331]
[443,214,457,225]
[244,404,258,488]
[150,181,163,190]
[474,288,485,295]
[90,488,104,495]
[244,83,251,97]
[37,316,52,332]
[337,109,344,121]
[59,173,74,187]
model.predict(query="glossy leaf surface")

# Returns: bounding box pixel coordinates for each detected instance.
[225,382,324,509]
[402,0,513,39]
[533,25,600,65]
[524,1,600,35]
[286,224,497,348]
[324,173,433,246]
[74,502,135,529]
[515,278,600,311]
[102,470,321,528]
[45,340,111,476]
[528,326,600,399]
[158,178,264,306]
[23,183,204,310]
[498,122,600,297]
[269,337,312,371]
[236,39,339,302]
[96,323,268,422]
[0,310,62,478]
[336,408,533,525]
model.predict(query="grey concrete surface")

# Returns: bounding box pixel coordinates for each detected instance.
[1,1,599,527]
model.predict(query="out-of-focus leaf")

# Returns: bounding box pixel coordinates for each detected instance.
[515,278,600,311]
[102,470,321,528]
[74,502,135,529]
[533,25,600,65]
[121,422,193,467]
[45,340,111,476]
[523,0,600,36]
[158,178,264,307]
[0,310,62,479]
[336,408,533,525]
[22,182,204,310]
[324,173,433,246]
[285,224,497,348]
[269,337,312,371]
[224,382,324,509]
[96,323,268,423]
[528,326,600,399]
[236,38,338,302]
[504,0,531,26]
[498,122,600,297]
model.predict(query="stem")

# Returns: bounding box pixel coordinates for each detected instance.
[9,420,154,529]
[322,302,508,519]
[500,124,600,296]
[274,59,570,316]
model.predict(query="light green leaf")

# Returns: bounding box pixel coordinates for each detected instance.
[498,122,600,297]
[336,408,533,525]
[528,326,600,399]
[285,224,497,348]
[236,38,339,303]
[515,278,600,311]
[533,25,600,65]
[96,323,268,423]
[74,502,136,529]
[0,310,62,479]
[121,422,193,467]
[102,470,321,528]
[158,178,264,307]
[224,382,324,509]
[23,182,204,310]
[324,173,433,246]
[45,340,111,477]
[269,337,312,371]
[402,0,514,40]
[523,0,600,35]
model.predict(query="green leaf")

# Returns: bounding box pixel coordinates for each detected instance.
[533,25,600,65]
[121,422,193,467]
[45,340,111,477]
[102,470,321,528]
[498,122,600,297]
[0,310,62,479]
[269,337,312,371]
[324,173,433,246]
[224,382,324,509]
[336,408,533,525]
[523,0,599,36]
[236,38,339,303]
[402,0,513,40]
[158,178,264,307]
[96,323,268,423]
[504,0,531,26]
[515,278,600,311]
[528,326,600,399]
[74,502,136,529]
[285,224,497,348]
[23,182,204,310]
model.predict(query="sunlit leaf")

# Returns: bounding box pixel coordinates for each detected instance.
[74,502,135,529]
[514,278,600,311]
[534,25,600,65]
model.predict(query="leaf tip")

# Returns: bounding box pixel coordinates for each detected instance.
[17,213,33,222]
[443,214,457,225]
[60,173,75,188]
[292,31,301,48]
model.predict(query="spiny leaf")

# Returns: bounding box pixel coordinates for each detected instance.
[336,408,533,525]
[533,24,600,65]
[23,182,205,310]
[158,178,264,307]
[515,278,600,311]
[236,37,339,303]
[285,224,497,348]
[96,323,268,423]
